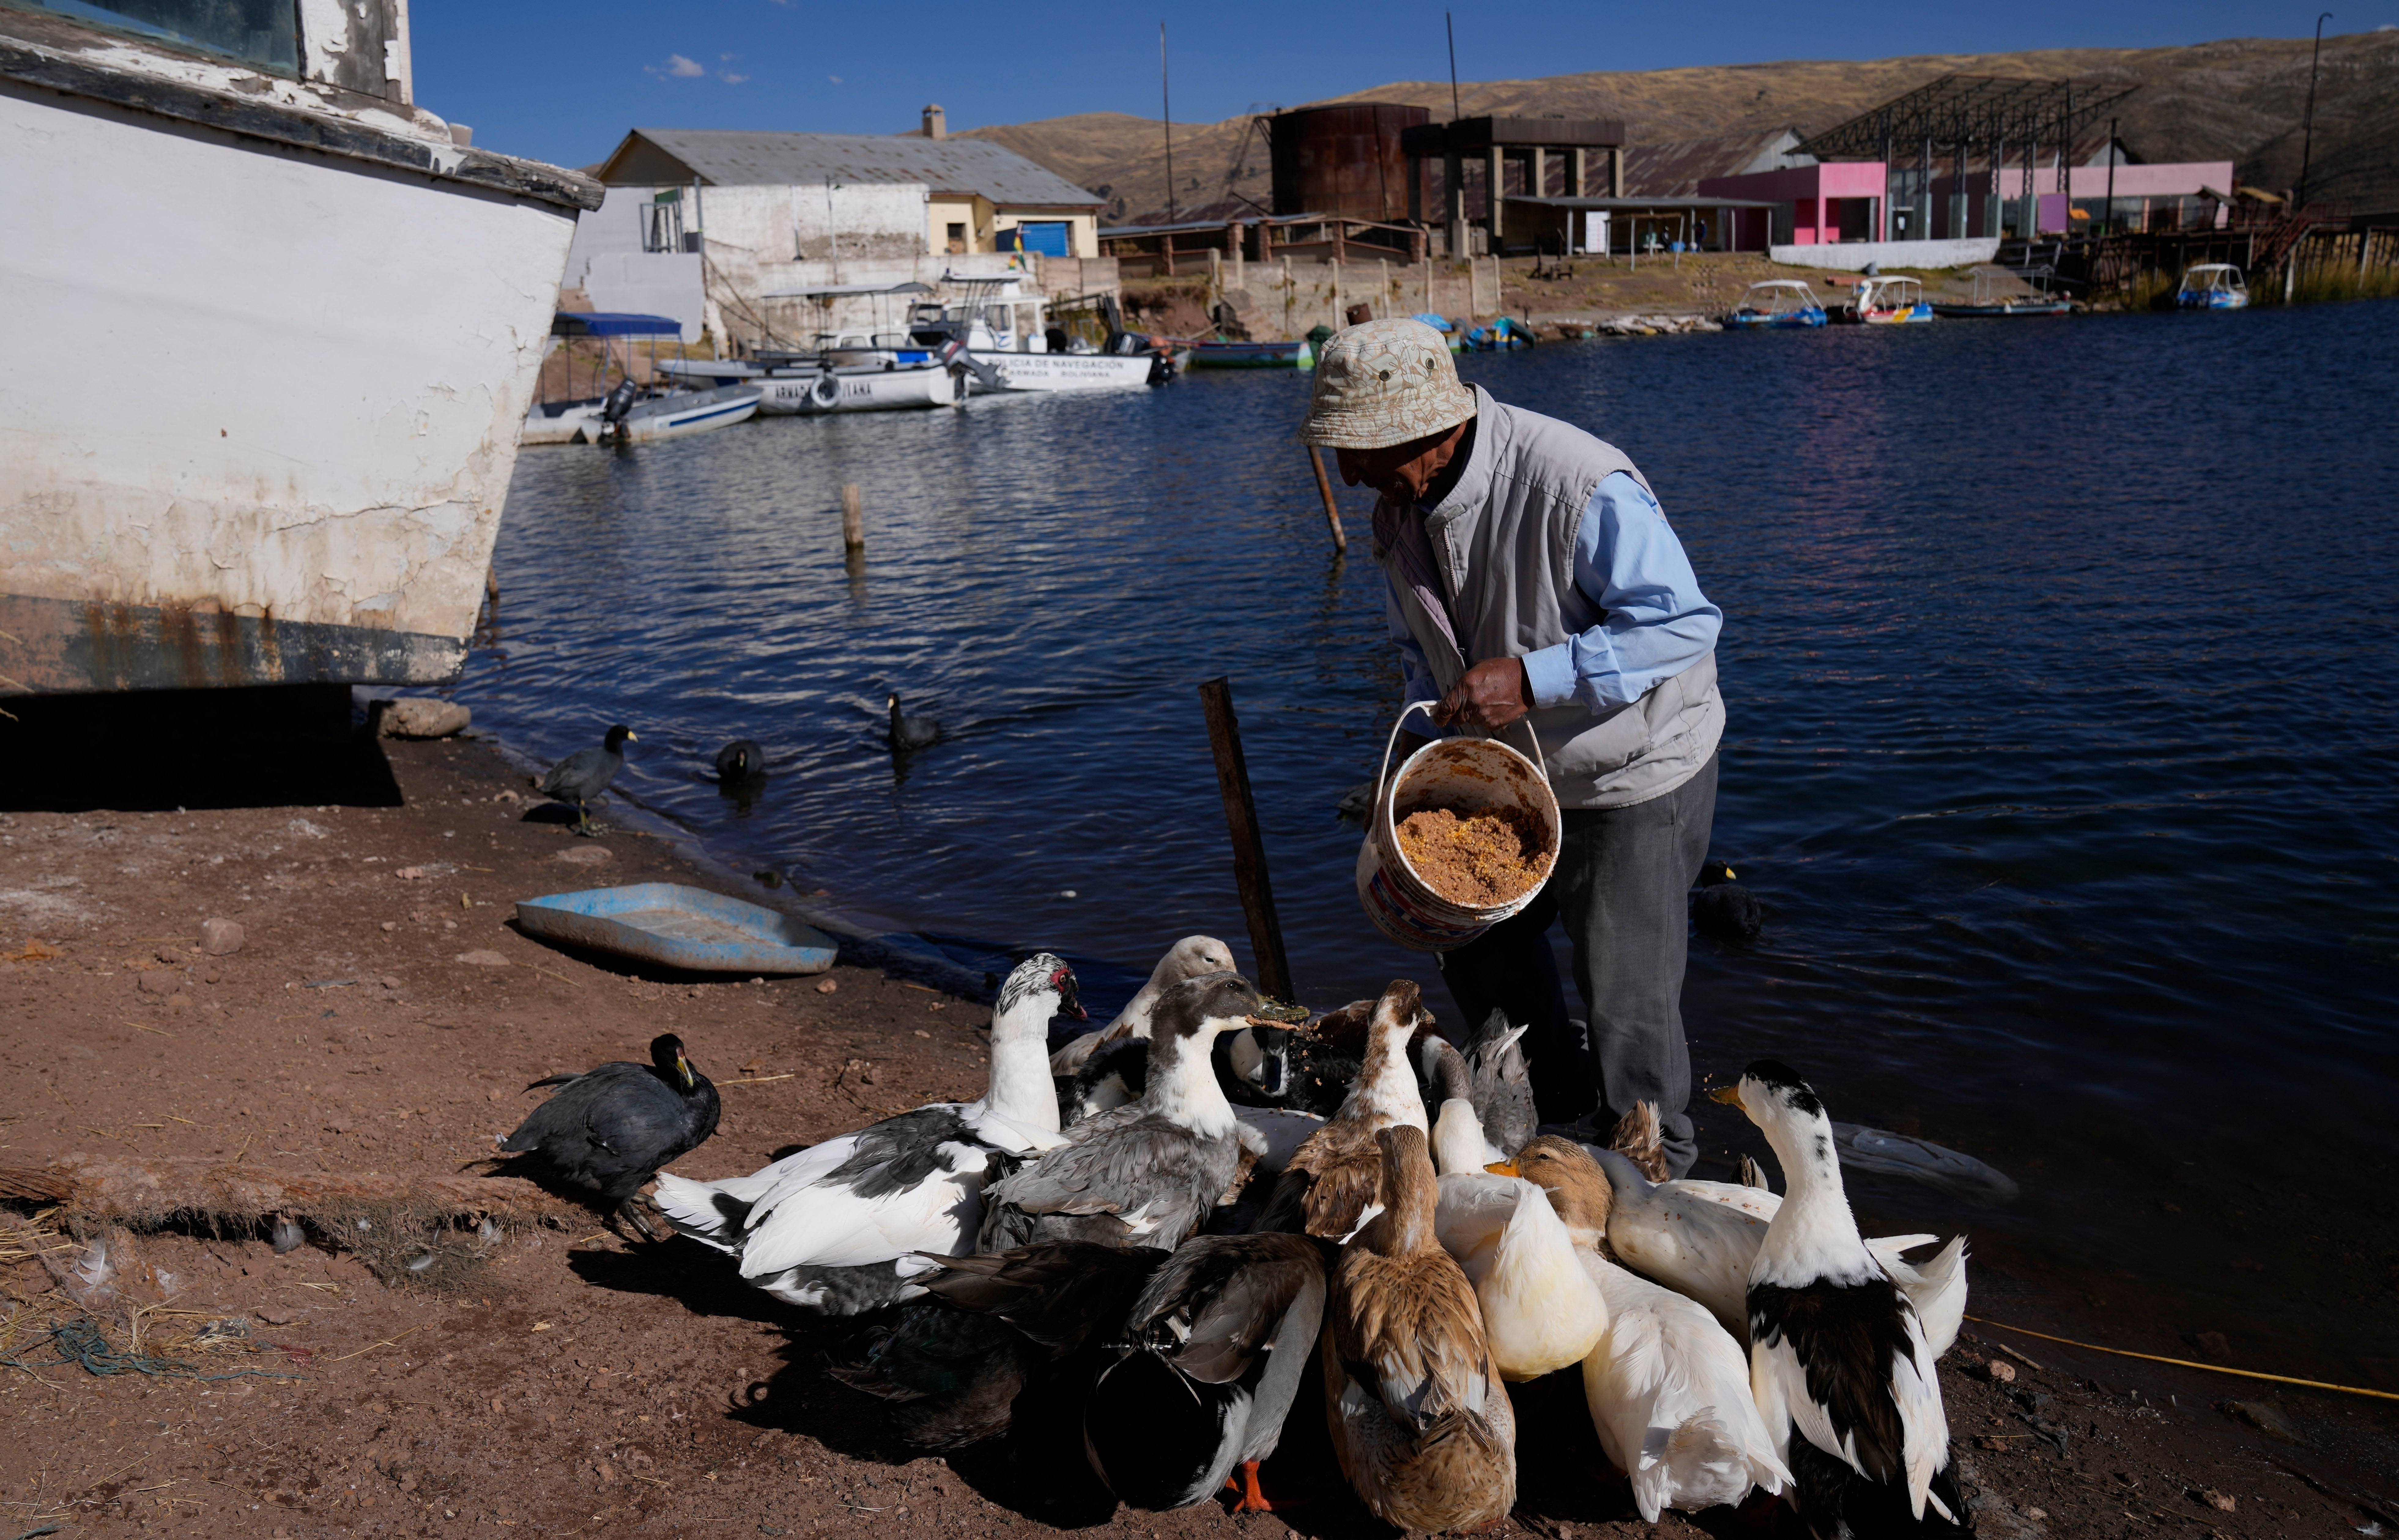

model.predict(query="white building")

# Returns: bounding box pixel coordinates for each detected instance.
[564,115,1107,350]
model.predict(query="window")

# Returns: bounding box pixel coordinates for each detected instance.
[643,190,685,254]
[946,221,967,254]
[4,0,299,72]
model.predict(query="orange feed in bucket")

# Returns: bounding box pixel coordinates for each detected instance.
[1394,806,1553,907]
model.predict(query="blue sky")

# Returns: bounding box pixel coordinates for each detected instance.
[413,3,2393,169]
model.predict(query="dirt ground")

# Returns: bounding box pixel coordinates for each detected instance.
[2,726,2395,1539]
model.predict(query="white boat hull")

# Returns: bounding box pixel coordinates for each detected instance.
[970,351,1163,391]
[614,386,763,440]
[779,366,961,414]
[0,46,589,695]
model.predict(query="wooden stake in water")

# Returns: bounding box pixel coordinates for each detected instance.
[840,485,864,552]
[1197,677,1295,1001]
[1308,446,1347,553]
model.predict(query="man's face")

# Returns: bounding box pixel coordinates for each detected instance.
[1333,419,1470,505]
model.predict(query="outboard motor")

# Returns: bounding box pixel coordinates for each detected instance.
[601,377,640,424]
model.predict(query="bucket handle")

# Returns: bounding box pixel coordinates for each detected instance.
[1374,698,1549,817]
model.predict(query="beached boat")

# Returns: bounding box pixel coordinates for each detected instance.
[0,0,595,697]
[1723,280,1828,329]
[1464,316,1537,350]
[1837,276,1934,325]
[1188,339,1315,369]
[1930,267,2073,318]
[2175,263,2250,310]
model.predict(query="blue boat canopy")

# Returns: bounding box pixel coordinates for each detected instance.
[551,312,685,337]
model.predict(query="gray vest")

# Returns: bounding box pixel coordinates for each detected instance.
[1374,386,1724,810]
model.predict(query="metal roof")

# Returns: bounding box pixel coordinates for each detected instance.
[597,128,1102,208]
[1505,195,1780,210]
[1795,75,2138,162]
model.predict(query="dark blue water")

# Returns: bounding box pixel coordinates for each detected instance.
[463,302,2399,1386]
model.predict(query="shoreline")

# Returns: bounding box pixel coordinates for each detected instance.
[0,726,2390,1537]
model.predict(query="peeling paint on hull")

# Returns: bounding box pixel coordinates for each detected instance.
[0,70,579,695]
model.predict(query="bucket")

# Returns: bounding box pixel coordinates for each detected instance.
[1355,701,1562,952]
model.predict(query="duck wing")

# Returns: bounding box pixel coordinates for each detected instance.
[1462,1011,1535,1156]
[1748,1270,1950,1517]
[730,1104,1001,1276]
[984,1106,1235,1249]
[914,1241,1165,1354]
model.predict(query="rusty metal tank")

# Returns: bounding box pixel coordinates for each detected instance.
[1264,103,1430,223]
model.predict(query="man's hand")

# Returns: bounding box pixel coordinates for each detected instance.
[1433,658,1533,732]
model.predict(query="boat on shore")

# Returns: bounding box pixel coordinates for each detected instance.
[1724,280,1828,329]
[2175,263,2250,310]
[1188,339,1315,369]
[0,1,595,697]
[1931,267,2072,318]
[1835,276,1934,325]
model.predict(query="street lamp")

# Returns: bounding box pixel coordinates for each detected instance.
[2297,11,2332,209]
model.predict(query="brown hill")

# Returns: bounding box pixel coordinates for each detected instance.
[958,32,2399,224]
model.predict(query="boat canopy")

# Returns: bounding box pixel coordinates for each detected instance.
[551,312,685,337]
[762,282,937,299]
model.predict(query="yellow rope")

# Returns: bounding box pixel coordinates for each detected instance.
[1964,1315,2399,1401]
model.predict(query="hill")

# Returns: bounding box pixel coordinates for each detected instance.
[958,32,2399,224]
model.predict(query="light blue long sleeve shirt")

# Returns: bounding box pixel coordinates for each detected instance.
[1386,470,1721,712]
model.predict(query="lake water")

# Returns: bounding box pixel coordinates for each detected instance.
[464,300,2399,1390]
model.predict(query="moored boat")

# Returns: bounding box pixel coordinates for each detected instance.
[2175,263,2250,310]
[1930,266,2073,318]
[1,0,596,696]
[1836,276,1934,325]
[1188,339,1315,369]
[1723,280,1828,329]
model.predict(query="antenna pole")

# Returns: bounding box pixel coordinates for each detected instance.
[1446,12,1462,122]
[1162,23,1178,225]
[2298,11,2332,208]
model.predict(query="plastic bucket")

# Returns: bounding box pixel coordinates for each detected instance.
[1355,701,1562,952]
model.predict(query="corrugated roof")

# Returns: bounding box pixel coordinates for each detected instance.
[601,129,1102,208]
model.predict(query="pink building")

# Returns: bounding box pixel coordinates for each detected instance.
[1697,162,1890,247]
[1927,159,2238,236]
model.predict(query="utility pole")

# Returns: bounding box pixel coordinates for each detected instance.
[1161,23,1177,226]
[2298,11,2333,209]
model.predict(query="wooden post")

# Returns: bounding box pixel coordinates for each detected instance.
[1308,445,1347,552]
[840,484,864,551]
[1196,677,1295,1001]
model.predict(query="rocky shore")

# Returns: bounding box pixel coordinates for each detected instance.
[1,729,2392,1538]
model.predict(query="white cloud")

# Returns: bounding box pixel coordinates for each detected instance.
[720,71,749,84]
[666,54,705,77]
[828,74,843,83]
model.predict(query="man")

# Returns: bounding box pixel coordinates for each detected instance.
[1300,318,1723,1177]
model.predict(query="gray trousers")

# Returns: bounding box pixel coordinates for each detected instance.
[1436,752,1717,1177]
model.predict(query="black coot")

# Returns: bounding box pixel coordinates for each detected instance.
[715,739,766,783]
[538,724,635,833]
[887,694,940,751]
[498,1033,718,1235]
[1692,858,1763,941]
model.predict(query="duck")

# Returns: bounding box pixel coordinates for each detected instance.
[1504,1136,1792,1523]
[1588,1140,1970,1353]
[536,723,634,834]
[1692,858,1763,941]
[1258,980,1430,1237]
[1738,1153,1772,1189]
[1460,1007,1537,1157]
[651,954,1080,1313]
[714,738,765,784]
[979,970,1266,1253]
[1084,1233,1328,1512]
[829,1240,1164,1448]
[1429,1100,1608,1381]
[1322,1125,1517,1534]
[498,1032,718,1236]
[887,693,940,751]
[1711,1062,1969,1536]
[1049,935,1239,1076]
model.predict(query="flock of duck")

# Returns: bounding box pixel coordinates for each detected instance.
[499,943,1973,1538]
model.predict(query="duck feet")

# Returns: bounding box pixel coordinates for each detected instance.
[1224,1461,1278,1514]
[615,1195,669,1243]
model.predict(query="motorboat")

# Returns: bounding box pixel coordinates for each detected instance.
[651,356,963,415]
[1188,339,1315,368]
[2,0,593,696]
[595,383,761,442]
[2175,263,2250,310]
[1723,280,1828,329]
[528,313,763,443]
[1837,275,1934,325]
[1931,267,2073,318]
[915,277,1174,391]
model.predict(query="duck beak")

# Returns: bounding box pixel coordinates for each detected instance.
[1721,866,1737,881]
[626,731,639,743]
[1484,1159,1519,1177]
[677,1054,695,1090]
[1707,1085,1743,1107]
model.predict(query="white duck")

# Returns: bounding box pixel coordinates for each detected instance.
[1711,1061,1968,1535]
[1430,1101,1608,1382]
[1047,935,1238,1075]
[1590,1144,1969,1353]
[1507,1135,1791,1524]
[652,954,1078,1313]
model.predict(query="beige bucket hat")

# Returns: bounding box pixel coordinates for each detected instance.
[1296,318,1477,450]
